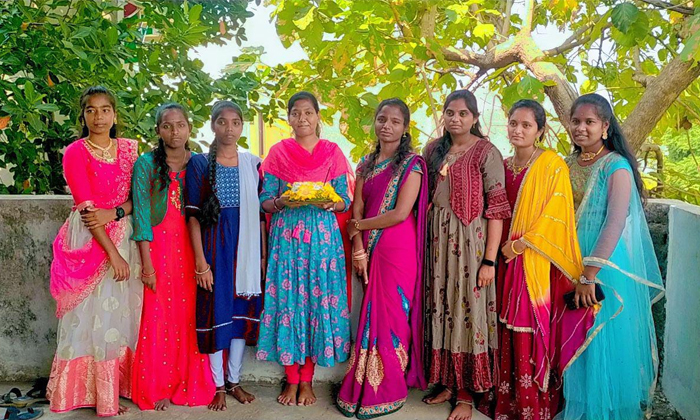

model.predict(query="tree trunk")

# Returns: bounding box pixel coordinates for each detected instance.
[622,55,700,151]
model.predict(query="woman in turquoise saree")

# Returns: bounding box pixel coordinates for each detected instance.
[558,94,664,420]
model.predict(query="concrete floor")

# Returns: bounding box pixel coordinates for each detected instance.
[1,383,491,420]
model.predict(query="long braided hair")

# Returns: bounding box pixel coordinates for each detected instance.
[570,93,645,199]
[424,89,487,194]
[153,102,191,191]
[199,100,244,227]
[358,98,414,178]
[78,86,118,138]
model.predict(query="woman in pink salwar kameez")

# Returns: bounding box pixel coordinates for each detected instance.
[337,99,428,419]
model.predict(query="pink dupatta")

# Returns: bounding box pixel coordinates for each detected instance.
[50,138,137,317]
[261,138,356,300]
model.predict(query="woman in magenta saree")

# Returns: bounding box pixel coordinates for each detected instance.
[337,99,428,419]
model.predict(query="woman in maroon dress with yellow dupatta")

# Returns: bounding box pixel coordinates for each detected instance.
[494,100,595,420]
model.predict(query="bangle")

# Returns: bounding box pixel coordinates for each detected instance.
[141,269,156,278]
[195,264,211,276]
[481,259,495,267]
[353,252,368,261]
[511,240,524,256]
[272,197,283,212]
[579,274,596,285]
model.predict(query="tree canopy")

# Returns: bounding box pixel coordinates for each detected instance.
[260,0,700,162]
[0,0,260,193]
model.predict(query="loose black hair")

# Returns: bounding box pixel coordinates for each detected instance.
[570,93,645,198]
[424,89,486,193]
[358,98,414,178]
[200,100,244,227]
[78,85,117,138]
[153,102,191,191]
[508,99,547,144]
[287,91,321,137]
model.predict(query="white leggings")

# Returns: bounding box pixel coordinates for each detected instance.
[208,338,246,387]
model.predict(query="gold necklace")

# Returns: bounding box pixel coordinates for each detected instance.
[580,145,605,162]
[85,137,115,162]
[508,147,538,177]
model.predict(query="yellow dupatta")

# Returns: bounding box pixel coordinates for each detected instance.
[510,150,583,313]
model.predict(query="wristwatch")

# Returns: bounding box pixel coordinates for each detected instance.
[115,206,125,221]
[482,258,495,267]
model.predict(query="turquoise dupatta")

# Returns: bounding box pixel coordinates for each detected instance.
[559,153,664,420]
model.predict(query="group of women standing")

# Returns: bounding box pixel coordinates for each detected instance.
[45,85,663,420]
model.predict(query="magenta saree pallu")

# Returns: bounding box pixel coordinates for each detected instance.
[337,154,428,419]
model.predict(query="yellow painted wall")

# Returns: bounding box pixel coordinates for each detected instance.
[247,114,290,158]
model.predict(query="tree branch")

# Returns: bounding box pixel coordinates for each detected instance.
[500,0,514,36]
[522,0,536,34]
[638,0,694,15]
[623,53,700,151]
[387,0,413,40]
[420,4,437,39]
[425,64,476,78]
[544,22,611,57]
[632,47,654,87]
[419,64,441,129]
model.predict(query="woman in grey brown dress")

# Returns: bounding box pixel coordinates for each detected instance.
[423,90,511,420]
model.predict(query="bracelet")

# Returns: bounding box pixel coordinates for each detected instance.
[272,197,283,212]
[141,269,156,278]
[579,274,596,285]
[195,264,211,276]
[481,259,495,267]
[511,240,524,256]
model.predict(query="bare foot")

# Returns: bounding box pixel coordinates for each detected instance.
[117,404,129,415]
[208,387,227,411]
[423,387,453,405]
[154,398,170,411]
[277,383,298,406]
[226,382,255,404]
[447,402,473,420]
[297,381,316,406]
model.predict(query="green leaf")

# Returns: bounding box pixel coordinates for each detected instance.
[516,75,545,100]
[26,113,44,132]
[71,26,93,39]
[148,49,160,67]
[23,81,38,104]
[36,103,60,112]
[680,30,700,62]
[106,27,118,46]
[188,4,203,23]
[473,23,495,41]
[611,3,639,33]
[293,7,314,30]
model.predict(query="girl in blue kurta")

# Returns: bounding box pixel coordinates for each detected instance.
[257,91,353,407]
[185,101,265,410]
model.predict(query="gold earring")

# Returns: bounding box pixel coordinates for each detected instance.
[602,132,608,140]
